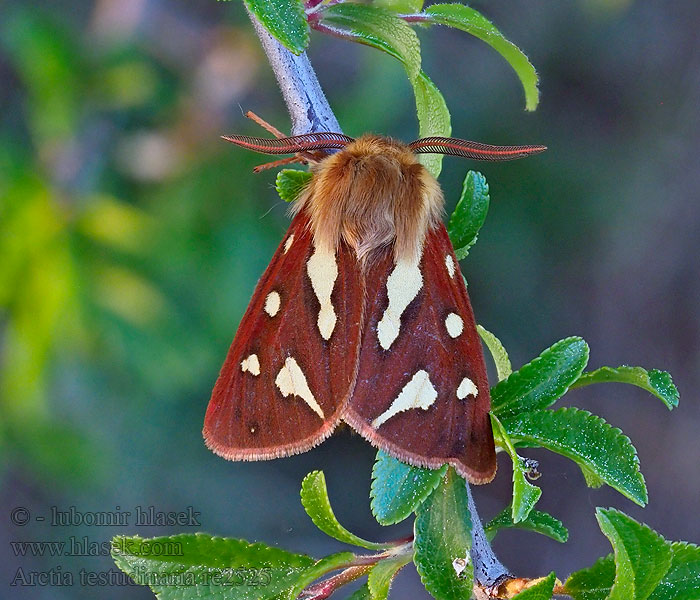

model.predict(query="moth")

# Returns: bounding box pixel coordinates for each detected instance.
[203,132,545,483]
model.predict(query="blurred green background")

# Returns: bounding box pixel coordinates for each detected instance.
[1,0,698,597]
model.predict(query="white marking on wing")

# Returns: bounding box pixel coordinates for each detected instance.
[457,377,478,400]
[284,234,294,254]
[372,370,437,428]
[264,291,281,317]
[240,354,260,376]
[377,258,423,350]
[445,254,455,278]
[445,313,464,338]
[275,357,324,419]
[307,247,338,340]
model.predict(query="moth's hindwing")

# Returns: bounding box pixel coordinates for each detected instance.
[343,223,497,484]
[203,213,363,460]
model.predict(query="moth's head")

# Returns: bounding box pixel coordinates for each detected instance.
[312,134,427,198]
[340,135,416,164]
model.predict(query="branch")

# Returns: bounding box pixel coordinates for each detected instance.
[246,7,340,135]
[466,482,512,590]
[246,9,511,591]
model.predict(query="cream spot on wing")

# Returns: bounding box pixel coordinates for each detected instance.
[445,254,455,278]
[307,247,338,340]
[445,313,464,338]
[284,234,294,254]
[264,291,281,317]
[377,258,423,350]
[275,357,324,419]
[372,370,437,428]
[457,377,478,400]
[240,354,260,376]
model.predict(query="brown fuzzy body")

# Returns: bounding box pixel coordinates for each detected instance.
[293,135,444,263]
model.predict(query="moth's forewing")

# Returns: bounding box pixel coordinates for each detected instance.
[343,224,497,484]
[203,213,363,460]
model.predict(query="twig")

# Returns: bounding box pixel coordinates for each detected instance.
[466,483,512,589]
[245,7,341,135]
[245,7,512,590]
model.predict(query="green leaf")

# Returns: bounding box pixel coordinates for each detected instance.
[491,413,541,523]
[368,554,413,600]
[447,170,489,260]
[572,366,679,411]
[484,506,568,543]
[648,542,700,600]
[414,469,473,600]
[423,3,539,111]
[321,4,421,81]
[276,169,312,203]
[565,554,616,600]
[596,508,672,600]
[244,0,309,55]
[301,471,387,550]
[371,450,447,526]
[580,465,605,489]
[291,552,357,598]
[502,408,648,506]
[491,337,590,419]
[512,572,557,599]
[413,70,451,177]
[478,324,512,381]
[111,533,314,600]
[567,542,700,600]
[374,0,424,14]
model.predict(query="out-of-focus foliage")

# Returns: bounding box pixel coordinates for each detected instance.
[0,3,266,488]
[1,1,699,599]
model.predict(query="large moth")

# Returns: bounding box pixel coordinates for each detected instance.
[203,132,545,483]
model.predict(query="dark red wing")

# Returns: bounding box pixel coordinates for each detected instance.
[343,223,497,483]
[203,212,363,460]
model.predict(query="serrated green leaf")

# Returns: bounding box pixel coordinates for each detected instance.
[423,3,539,111]
[492,337,590,419]
[572,366,679,411]
[648,541,700,600]
[478,324,512,381]
[414,469,473,600]
[321,4,421,81]
[484,506,568,543]
[371,450,447,526]
[245,0,309,55]
[447,170,489,260]
[565,554,616,600]
[291,552,357,598]
[596,508,672,600]
[368,554,413,600]
[374,0,424,13]
[111,533,314,600]
[276,169,312,203]
[567,541,700,600]
[502,408,648,506]
[413,70,451,177]
[491,413,541,523]
[301,471,387,550]
[512,572,557,599]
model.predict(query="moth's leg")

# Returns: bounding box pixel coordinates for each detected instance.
[253,155,308,173]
